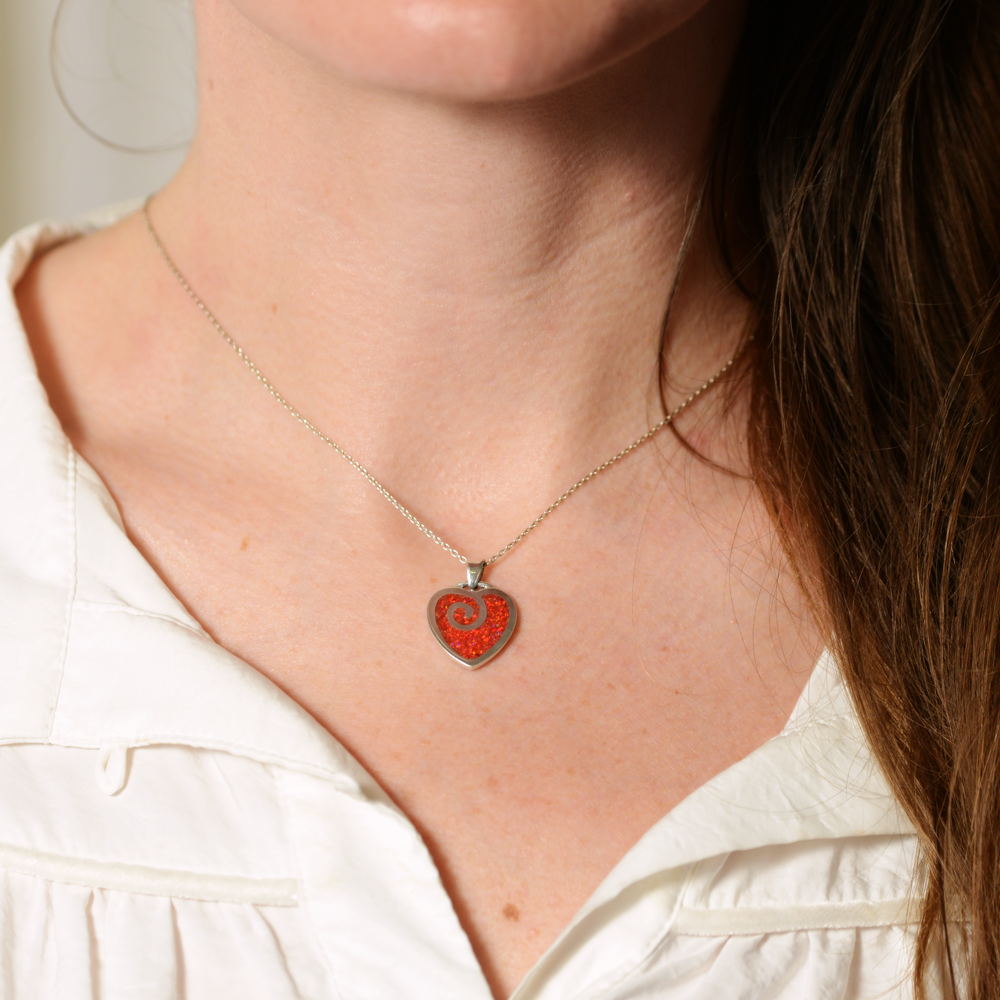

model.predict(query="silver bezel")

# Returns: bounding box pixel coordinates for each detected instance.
[427,586,518,669]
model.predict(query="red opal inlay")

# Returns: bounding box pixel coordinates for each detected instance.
[433,591,512,663]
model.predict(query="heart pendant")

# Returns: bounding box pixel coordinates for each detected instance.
[427,562,517,669]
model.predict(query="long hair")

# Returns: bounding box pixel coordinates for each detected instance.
[716,0,1000,993]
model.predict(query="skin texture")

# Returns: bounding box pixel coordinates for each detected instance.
[226,0,713,99]
[16,1,823,995]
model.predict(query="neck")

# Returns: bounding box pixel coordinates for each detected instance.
[151,0,747,530]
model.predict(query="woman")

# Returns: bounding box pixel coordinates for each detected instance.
[1,0,996,996]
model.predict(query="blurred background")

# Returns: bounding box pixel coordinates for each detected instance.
[0,0,195,240]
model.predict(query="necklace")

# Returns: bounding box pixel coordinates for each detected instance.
[142,200,745,669]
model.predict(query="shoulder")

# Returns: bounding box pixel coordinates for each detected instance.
[13,206,165,450]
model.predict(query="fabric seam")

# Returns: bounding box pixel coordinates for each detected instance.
[4,734,342,780]
[0,840,298,906]
[571,864,696,1000]
[275,769,347,1000]
[73,600,208,638]
[670,897,918,936]
[45,443,77,738]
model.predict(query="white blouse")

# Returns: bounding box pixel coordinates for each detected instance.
[0,211,923,1000]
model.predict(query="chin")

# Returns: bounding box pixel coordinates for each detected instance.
[216,0,716,101]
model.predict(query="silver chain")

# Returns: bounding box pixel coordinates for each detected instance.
[142,200,746,567]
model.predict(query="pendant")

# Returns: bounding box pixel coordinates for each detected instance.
[427,561,517,669]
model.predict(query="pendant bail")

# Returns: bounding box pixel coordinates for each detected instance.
[466,560,486,590]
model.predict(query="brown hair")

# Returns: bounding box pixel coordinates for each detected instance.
[715,0,1000,994]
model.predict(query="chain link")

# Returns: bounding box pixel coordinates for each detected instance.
[143,199,746,568]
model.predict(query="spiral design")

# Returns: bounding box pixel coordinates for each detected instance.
[446,592,488,631]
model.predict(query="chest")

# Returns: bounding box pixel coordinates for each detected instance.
[85,437,819,996]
